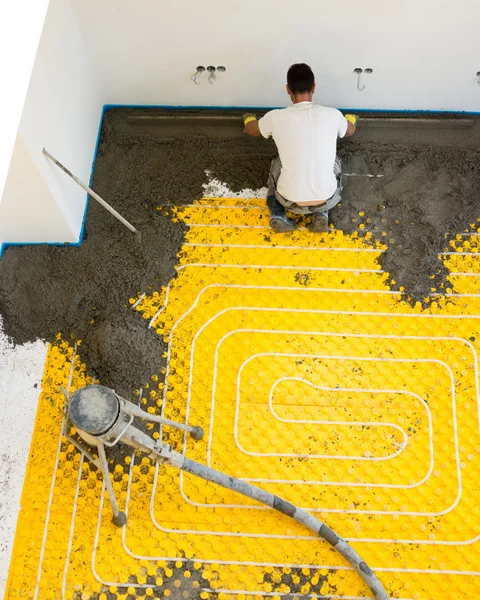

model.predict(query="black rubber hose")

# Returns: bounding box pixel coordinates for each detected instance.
[179,456,389,600]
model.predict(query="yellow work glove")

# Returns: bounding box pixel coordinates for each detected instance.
[345,113,358,127]
[242,113,257,131]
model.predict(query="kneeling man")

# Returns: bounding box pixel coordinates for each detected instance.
[244,63,357,232]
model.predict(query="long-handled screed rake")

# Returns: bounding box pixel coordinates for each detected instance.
[61,384,389,600]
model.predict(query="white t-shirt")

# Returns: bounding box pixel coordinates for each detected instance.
[258,102,348,202]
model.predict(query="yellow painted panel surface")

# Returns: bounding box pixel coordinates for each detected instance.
[7,200,480,600]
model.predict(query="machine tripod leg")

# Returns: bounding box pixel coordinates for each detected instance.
[97,442,126,527]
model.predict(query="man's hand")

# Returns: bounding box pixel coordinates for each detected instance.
[344,113,358,137]
[345,114,358,126]
[242,113,257,129]
[242,113,261,136]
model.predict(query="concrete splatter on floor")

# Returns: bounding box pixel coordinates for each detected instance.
[0,324,47,595]
[5,197,480,600]
[202,170,268,199]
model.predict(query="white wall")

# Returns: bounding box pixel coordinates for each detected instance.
[0,0,104,245]
[0,136,74,243]
[72,0,480,111]
[0,0,49,204]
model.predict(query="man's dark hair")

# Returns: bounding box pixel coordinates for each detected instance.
[287,63,315,94]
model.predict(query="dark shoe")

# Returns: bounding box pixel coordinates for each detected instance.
[309,213,329,232]
[267,195,296,232]
[269,215,296,232]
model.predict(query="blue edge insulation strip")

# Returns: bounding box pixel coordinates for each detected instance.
[1,103,479,258]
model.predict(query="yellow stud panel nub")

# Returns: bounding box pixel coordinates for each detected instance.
[7,198,480,599]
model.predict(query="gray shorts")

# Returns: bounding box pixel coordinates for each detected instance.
[267,156,342,215]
